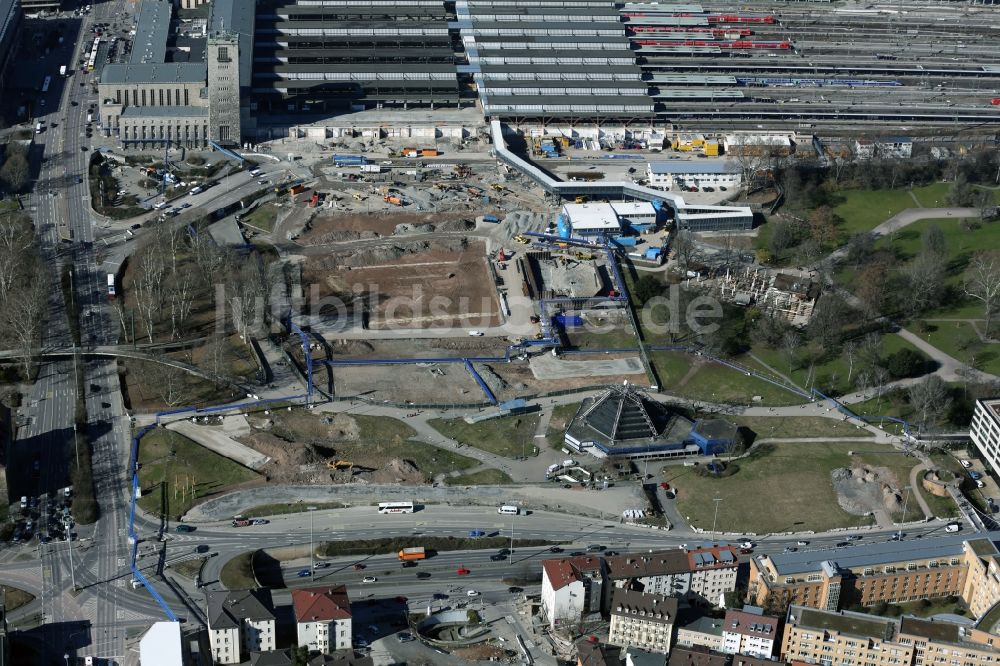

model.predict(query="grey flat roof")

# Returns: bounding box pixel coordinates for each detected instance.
[256,63,457,74]
[483,80,648,90]
[101,62,207,84]
[130,0,171,65]
[479,64,642,75]
[649,159,738,174]
[472,20,625,33]
[120,105,209,118]
[767,533,999,576]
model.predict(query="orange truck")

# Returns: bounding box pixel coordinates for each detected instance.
[421,149,439,157]
[398,547,426,561]
[384,195,404,206]
[289,184,307,195]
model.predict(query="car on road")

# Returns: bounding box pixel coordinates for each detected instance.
[467,330,484,336]
[836,541,851,547]
[181,202,191,208]
[175,524,194,533]
[130,224,142,231]
[977,480,986,488]
[313,562,328,569]
[961,459,972,468]
[970,471,983,480]
[416,572,432,579]
[490,554,506,561]
[456,568,471,576]
[466,590,479,597]
[946,523,961,532]
[296,569,311,578]
[352,564,365,571]
[797,540,809,546]
[569,551,585,556]
[508,586,523,593]
[783,547,797,553]
[250,519,269,526]
[468,529,485,537]
[739,541,754,549]
[362,576,377,583]
[549,546,563,553]
[397,632,414,643]
[400,560,417,568]
[586,544,604,552]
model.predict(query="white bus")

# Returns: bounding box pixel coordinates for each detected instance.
[378,501,414,514]
[498,505,520,515]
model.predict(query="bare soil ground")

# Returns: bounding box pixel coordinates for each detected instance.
[300,210,477,245]
[330,363,486,404]
[303,239,501,328]
[239,412,429,485]
[486,360,650,401]
[318,337,511,361]
[832,462,905,516]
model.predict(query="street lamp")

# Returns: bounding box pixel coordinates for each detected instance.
[711,496,723,542]
[308,506,317,576]
[897,487,910,541]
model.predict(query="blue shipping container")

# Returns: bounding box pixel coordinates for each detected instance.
[333,154,366,165]
[614,236,638,247]
[483,215,500,223]
[645,248,662,260]
[553,314,584,328]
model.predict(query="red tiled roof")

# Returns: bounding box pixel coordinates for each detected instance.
[723,608,780,639]
[543,556,602,592]
[292,586,352,622]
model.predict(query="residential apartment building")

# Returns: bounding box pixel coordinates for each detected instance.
[676,614,726,653]
[608,589,678,654]
[781,605,913,666]
[606,546,739,606]
[722,606,781,658]
[292,586,353,653]
[542,556,605,630]
[206,590,276,665]
[961,537,1000,617]
[971,399,1000,480]
[748,535,1000,611]
[898,616,1000,666]
[670,645,731,666]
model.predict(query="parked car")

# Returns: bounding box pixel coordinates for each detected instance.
[961,459,972,468]
[970,471,983,480]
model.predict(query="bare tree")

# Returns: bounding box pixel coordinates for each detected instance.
[730,137,771,192]
[5,267,48,379]
[844,340,858,385]
[142,360,187,407]
[673,230,697,273]
[0,213,34,297]
[908,375,950,433]
[132,242,168,343]
[781,330,801,375]
[226,258,270,342]
[964,251,1000,337]
[167,269,197,340]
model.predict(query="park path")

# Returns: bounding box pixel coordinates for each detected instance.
[908,462,934,519]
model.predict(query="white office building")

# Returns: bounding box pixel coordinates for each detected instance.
[971,399,1000,479]
[646,160,742,193]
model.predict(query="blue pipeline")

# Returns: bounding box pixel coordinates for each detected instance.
[465,359,498,404]
[126,327,316,621]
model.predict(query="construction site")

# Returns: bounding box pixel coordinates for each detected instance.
[705,266,821,327]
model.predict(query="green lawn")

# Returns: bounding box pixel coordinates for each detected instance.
[650,351,806,406]
[729,416,872,440]
[921,321,1000,375]
[220,552,257,589]
[671,441,924,534]
[546,402,583,450]
[240,202,279,232]
[136,429,260,520]
[448,468,514,485]
[909,182,951,208]
[429,413,541,459]
[563,326,639,350]
[751,333,931,397]
[833,188,921,237]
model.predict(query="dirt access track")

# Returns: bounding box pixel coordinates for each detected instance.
[304,238,502,329]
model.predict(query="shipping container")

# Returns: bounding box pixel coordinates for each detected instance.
[421,149,439,157]
[289,184,307,195]
[613,236,638,247]
[333,154,366,166]
[483,215,500,223]
[361,164,382,173]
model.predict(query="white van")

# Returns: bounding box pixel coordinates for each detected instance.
[945,523,961,533]
[498,505,519,515]
[35,122,42,133]
[562,459,576,468]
